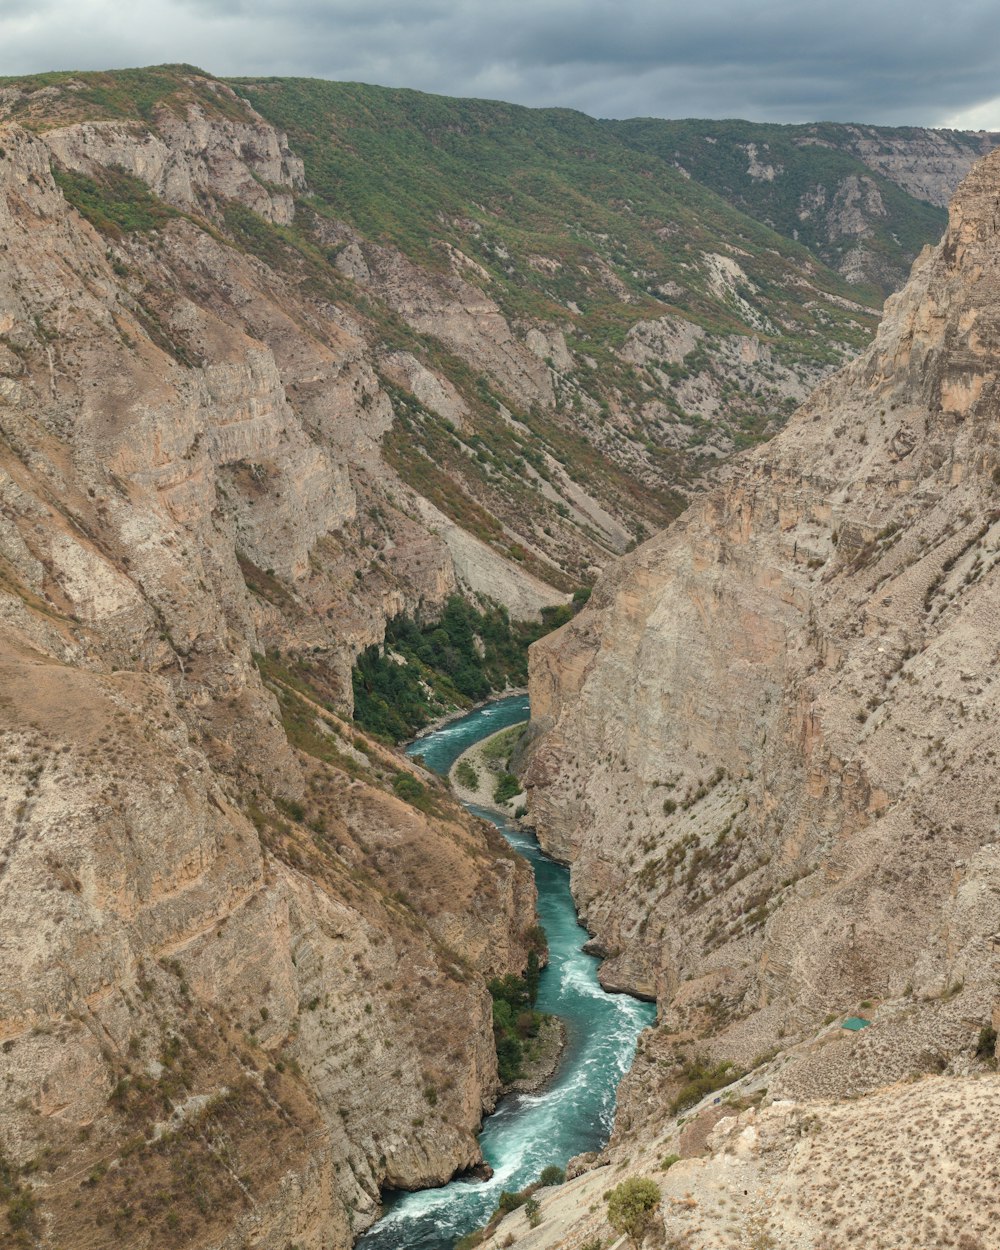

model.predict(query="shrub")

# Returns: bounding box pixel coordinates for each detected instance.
[455,1232,484,1250]
[495,1189,527,1216]
[524,1195,541,1227]
[490,970,543,1082]
[493,772,521,805]
[275,795,306,822]
[976,1024,997,1062]
[392,773,426,803]
[495,1033,523,1084]
[669,1057,742,1114]
[538,1164,565,1187]
[607,1177,660,1246]
[455,759,480,788]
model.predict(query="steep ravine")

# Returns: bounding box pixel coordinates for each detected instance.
[511,145,1000,1250]
[359,697,655,1250]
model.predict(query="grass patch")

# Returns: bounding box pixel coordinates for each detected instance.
[455,759,480,789]
[52,164,178,238]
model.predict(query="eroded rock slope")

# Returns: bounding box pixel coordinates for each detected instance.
[526,144,1000,1114]
[0,84,540,1250]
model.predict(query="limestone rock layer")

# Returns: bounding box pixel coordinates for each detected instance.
[526,146,1000,1086]
[0,87,539,1250]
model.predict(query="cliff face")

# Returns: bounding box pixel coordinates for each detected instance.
[0,90,540,1250]
[837,123,1000,207]
[526,148,1000,1085]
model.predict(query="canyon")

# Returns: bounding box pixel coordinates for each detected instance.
[0,60,998,1250]
[518,129,1000,1250]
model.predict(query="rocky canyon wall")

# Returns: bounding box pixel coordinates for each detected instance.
[0,88,540,1250]
[499,131,1000,1250]
[526,145,1000,1089]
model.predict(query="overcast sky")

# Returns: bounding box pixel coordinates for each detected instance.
[3,0,1000,128]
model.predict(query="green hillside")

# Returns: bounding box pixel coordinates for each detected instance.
[235,77,882,353]
[609,117,949,293]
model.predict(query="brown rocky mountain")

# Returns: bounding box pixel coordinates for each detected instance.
[3,63,982,647]
[515,142,1000,1250]
[0,78,544,1249]
[1,59,999,1250]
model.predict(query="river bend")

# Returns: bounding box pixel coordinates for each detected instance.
[358,695,655,1250]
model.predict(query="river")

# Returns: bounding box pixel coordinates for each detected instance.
[357,694,656,1250]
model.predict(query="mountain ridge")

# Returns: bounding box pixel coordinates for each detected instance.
[514,129,1000,1250]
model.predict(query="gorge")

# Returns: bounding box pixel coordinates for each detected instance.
[358,695,654,1250]
[0,60,998,1250]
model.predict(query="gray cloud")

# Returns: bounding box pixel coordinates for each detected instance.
[2,0,1000,127]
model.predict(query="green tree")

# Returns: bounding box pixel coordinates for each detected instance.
[525,950,541,1005]
[606,1177,660,1247]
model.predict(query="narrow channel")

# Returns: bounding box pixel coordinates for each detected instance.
[357,695,656,1250]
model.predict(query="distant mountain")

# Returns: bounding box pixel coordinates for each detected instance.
[609,117,998,293]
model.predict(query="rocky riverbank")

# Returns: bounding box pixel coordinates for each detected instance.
[448,723,568,1097]
[449,721,530,817]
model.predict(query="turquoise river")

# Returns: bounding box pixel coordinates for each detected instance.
[357,694,656,1250]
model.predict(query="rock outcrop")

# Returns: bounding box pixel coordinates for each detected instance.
[0,89,540,1250]
[477,1067,1000,1250]
[526,145,1000,1104]
[838,123,1000,208]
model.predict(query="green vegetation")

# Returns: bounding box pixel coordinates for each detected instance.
[51,165,178,238]
[234,75,883,341]
[606,1176,661,1247]
[454,759,480,789]
[495,1189,529,1216]
[481,723,527,767]
[462,1162,564,1246]
[468,721,529,808]
[0,64,236,128]
[610,117,948,296]
[489,957,543,1083]
[351,594,573,742]
[976,1024,997,1064]
[670,1056,743,1114]
[250,650,454,834]
[493,772,522,805]
[455,1232,485,1250]
[1,1150,37,1242]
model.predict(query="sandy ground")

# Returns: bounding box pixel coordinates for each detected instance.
[449,722,529,818]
